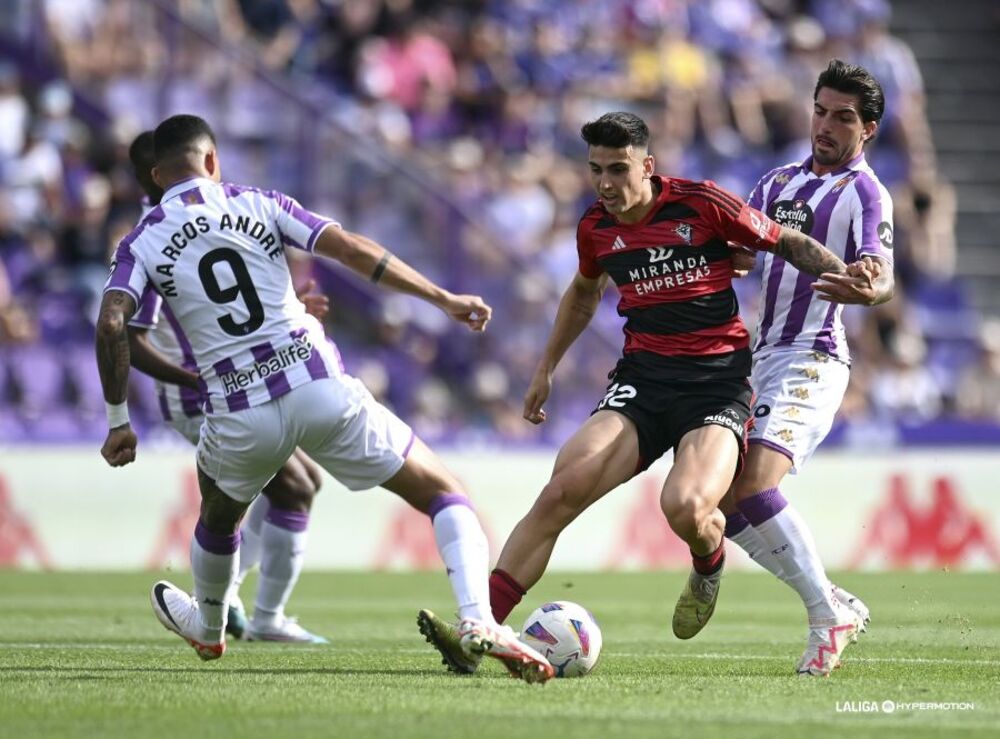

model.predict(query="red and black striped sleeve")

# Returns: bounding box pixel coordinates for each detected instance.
[673,180,780,252]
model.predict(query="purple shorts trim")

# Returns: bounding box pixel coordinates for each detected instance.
[428,493,473,522]
[194,520,241,555]
[749,437,794,463]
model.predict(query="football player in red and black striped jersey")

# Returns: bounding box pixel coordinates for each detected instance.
[486,112,864,639]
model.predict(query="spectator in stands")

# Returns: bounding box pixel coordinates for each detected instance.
[0,0,979,441]
[956,320,1000,421]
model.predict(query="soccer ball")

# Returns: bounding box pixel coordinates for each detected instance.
[520,601,602,677]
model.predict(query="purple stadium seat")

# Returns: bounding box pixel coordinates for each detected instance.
[6,345,66,416]
[64,343,105,416]
[22,408,88,443]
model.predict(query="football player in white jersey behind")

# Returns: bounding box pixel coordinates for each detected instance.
[126,131,327,644]
[96,114,555,682]
[710,60,896,675]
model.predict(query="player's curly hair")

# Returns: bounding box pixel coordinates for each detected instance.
[581,112,650,150]
[815,60,885,124]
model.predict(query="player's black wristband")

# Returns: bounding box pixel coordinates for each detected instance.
[371,252,391,283]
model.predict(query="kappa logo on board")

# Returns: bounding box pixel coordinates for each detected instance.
[847,475,1000,569]
[605,475,689,568]
[0,476,53,569]
[147,469,200,569]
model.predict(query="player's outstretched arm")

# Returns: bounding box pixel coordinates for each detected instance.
[127,327,200,389]
[314,227,491,331]
[524,271,607,425]
[96,289,138,467]
[812,255,894,306]
[772,225,847,278]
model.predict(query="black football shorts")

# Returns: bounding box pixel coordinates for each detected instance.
[592,356,753,474]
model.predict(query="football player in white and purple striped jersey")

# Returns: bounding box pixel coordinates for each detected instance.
[124,131,328,644]
[720,60,896,675]
[96,115,554,682]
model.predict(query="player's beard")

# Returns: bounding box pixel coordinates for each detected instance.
[812,137,849,167]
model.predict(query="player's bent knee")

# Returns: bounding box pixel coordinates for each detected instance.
[660,490,712,539]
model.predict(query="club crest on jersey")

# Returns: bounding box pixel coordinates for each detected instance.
[612,235,628,251]
[673,223,692,245]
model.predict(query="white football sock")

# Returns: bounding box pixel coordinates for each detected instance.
[728,525,788,582]
[190,527,239,642]
[253,509,309,629]
[431,497,491,623]
[752,506,838,622]
[234,495,269,588]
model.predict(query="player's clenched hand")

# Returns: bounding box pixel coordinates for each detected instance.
[441,293,492,331]
[295,279,330,321]
[101,425,138,467]
[523,368,553,425]
[812,256,880,305]
[729,245,756,278]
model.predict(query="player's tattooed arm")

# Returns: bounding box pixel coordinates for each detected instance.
[772,225,847,277]
[865,256,895,305]
[813,255,894,306]
[96,290,137,405]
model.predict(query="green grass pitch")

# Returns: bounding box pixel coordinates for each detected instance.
[0,571,996,738]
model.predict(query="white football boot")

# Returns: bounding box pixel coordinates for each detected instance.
[458,618,555,683]
[796,601,862,676]
[417,609,482,674]
[150,580,226,661]
[672,563,724,639]
[246,614,329,644]
[831,584,870,635]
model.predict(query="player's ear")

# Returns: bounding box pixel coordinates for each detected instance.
[862,120,877,143]
[643,153,654,178]
[204,148,220,179]
[151,165,166,189]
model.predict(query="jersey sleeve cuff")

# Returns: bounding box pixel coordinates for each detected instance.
[306,220,339,252]
[104,284,142,305]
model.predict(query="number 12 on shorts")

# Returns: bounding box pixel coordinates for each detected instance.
[599,383,637,409]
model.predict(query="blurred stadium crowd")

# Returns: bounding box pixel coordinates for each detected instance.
[1,0,998,446]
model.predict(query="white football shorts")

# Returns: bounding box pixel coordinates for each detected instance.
[196,374,414,502]
[747,348,850,474]
[169,414,203,446]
